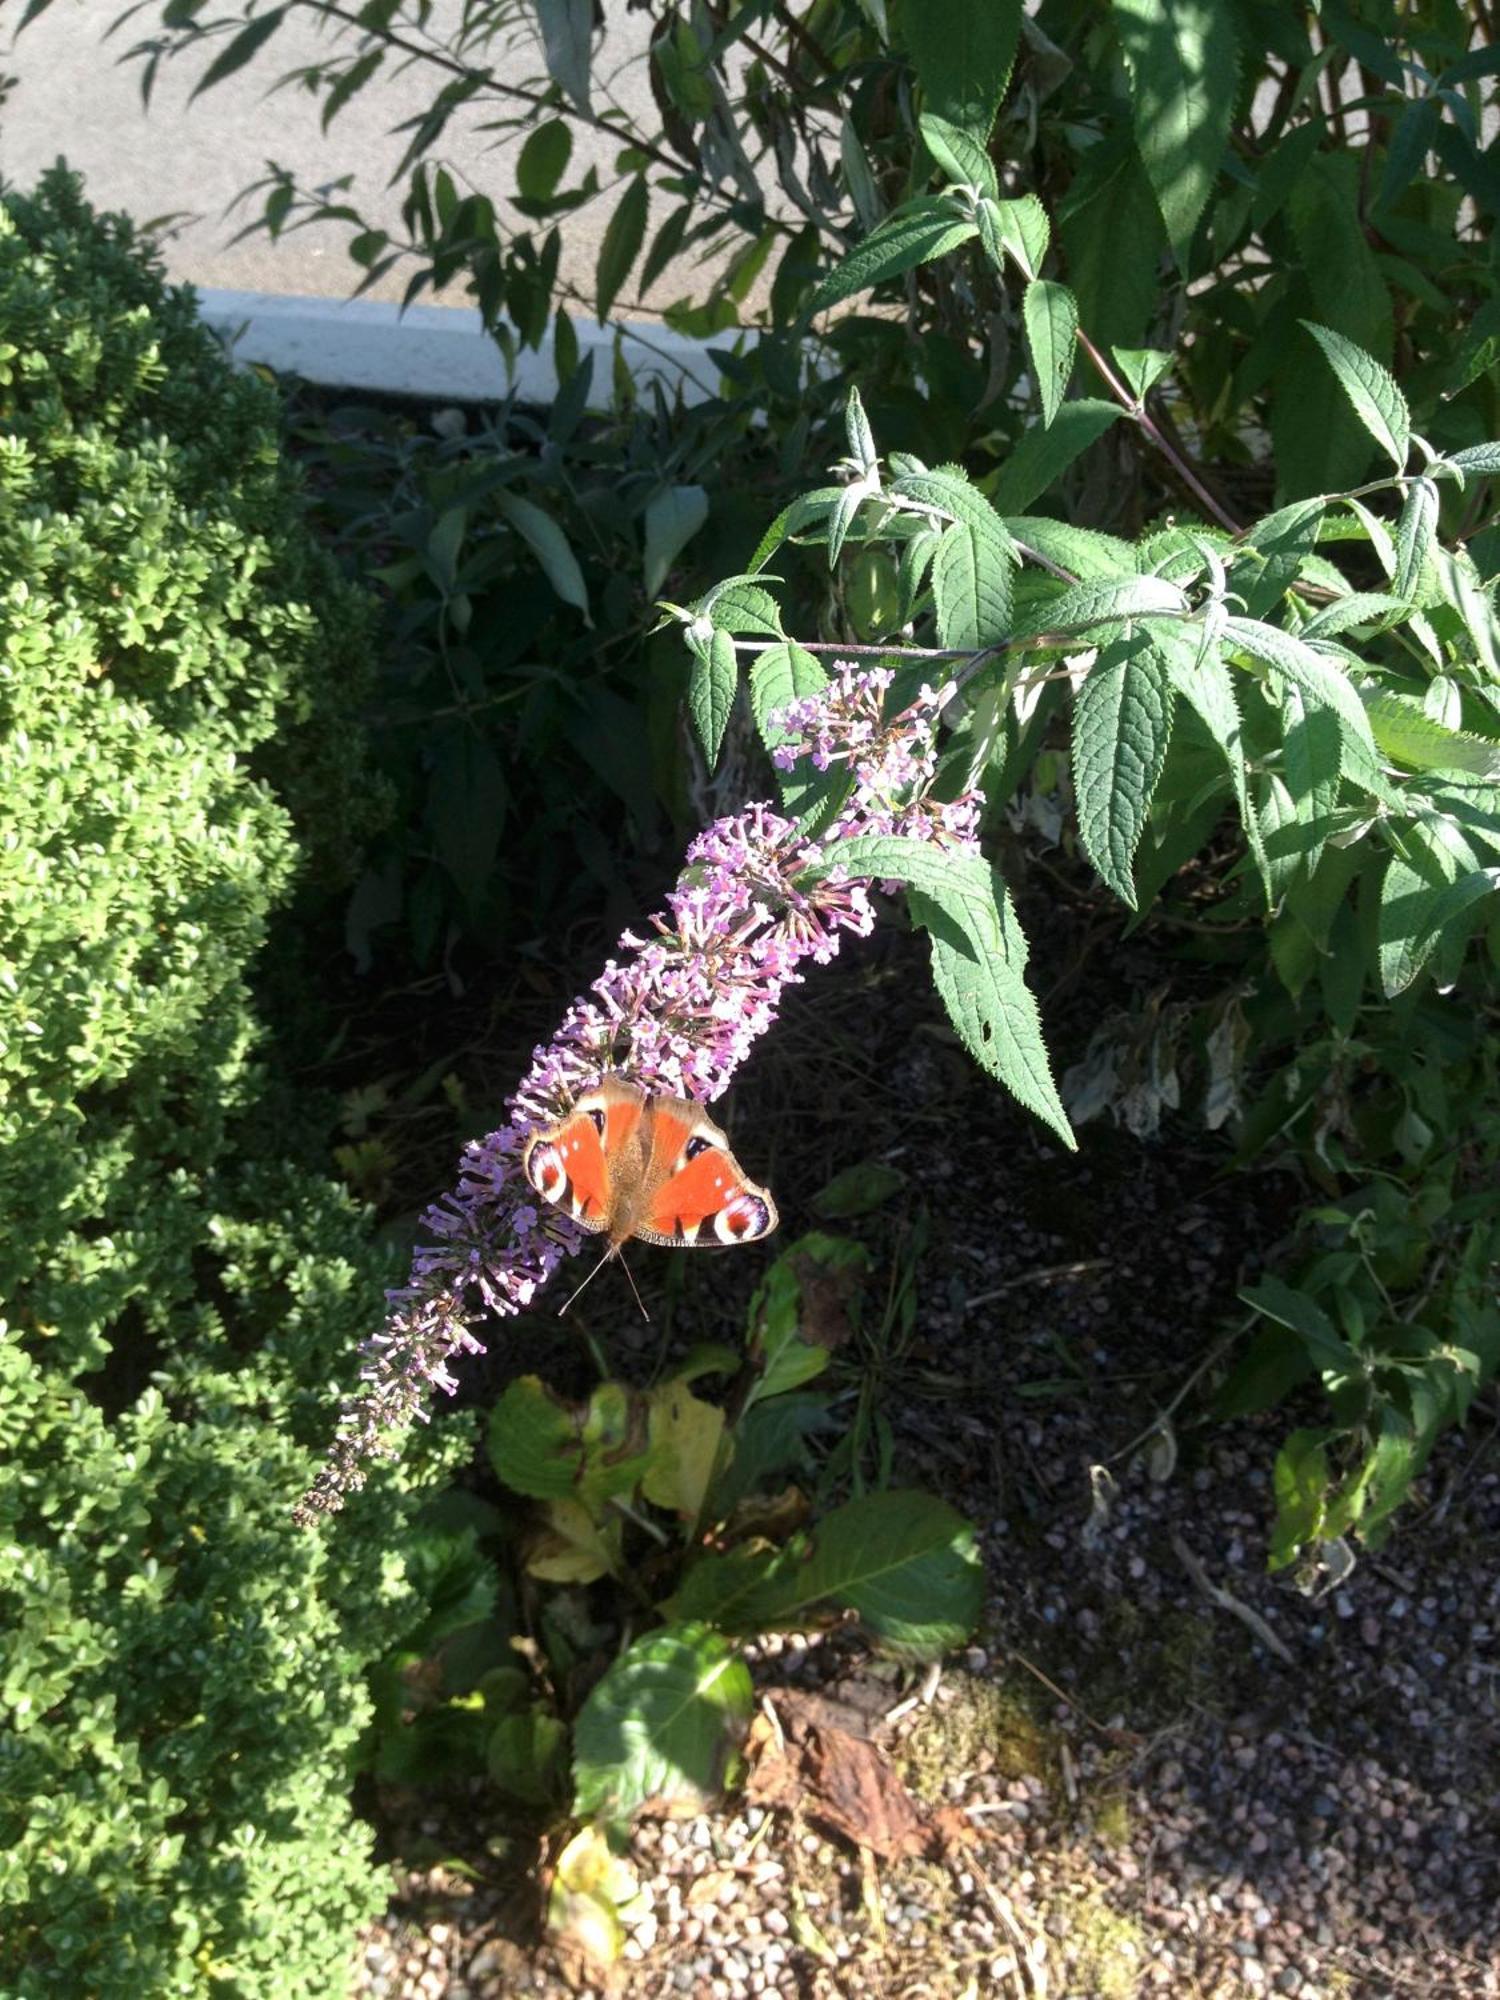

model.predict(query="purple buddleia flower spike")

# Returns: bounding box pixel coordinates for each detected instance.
[294,669,980,1523]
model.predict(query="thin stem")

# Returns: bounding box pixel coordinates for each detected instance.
[1075,326,1242,535]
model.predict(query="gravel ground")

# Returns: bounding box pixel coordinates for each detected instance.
[349,948,1500,2000]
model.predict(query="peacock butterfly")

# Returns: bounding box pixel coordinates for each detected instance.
[522,1074,777,1253]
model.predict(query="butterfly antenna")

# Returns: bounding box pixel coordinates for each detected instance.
[557,1243,615,1316]
[617,1248,652,1324]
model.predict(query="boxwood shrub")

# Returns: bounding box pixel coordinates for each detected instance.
[0,169,461,1997]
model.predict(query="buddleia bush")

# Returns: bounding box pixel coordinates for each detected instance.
[0,169,461,1997]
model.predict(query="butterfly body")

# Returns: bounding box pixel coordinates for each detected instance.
[523,1075,777,1253]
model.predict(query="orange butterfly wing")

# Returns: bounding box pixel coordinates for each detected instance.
[634,1101,778,1249]
[523,1082,645,1233]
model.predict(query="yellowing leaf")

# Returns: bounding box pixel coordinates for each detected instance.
[525,1498,621,1583]
[548,1826,640,1965]
[642,1383,727,1522]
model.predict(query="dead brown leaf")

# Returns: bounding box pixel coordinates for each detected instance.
[745,1690,934,1862]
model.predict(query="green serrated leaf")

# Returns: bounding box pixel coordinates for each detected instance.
[1152,622,1266,894]
[1449,441,1500,477]
[1392,477,1438,603]
[1379,848,1499,997]
[983,192,1050,279]
[919,113,999,198]
[1022,278,1078,427]
[1301,321,1411,470]
[1365,691,1500,780]
[1223,616,1378,782]
[1015,573,1187,638]
[1005,516,1136,581]
[808,199,977,316]
[572,1624,753,1826]
[931,517,1014,650]
[749,640,827,748]
[991,400,1121,515]
[1071,636,1176,908]
[708,580,784,638]
[1114,0,1239,266]
[805,837,1071,1144]
[902,0,1021,141]
[687,626,738,766]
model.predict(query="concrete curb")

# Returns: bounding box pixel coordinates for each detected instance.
[197,288,737,406]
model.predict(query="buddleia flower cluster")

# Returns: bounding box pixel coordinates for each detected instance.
[295,666,981,1522]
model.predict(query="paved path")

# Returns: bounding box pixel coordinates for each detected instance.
[2,0,656,304]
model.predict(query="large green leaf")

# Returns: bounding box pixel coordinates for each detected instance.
[1223,617,1378,783]
[749,640,827,750]
[1279,682,1342,873]
[1365,691,1500,780]
[898,0,1021,139]
[572,1624,753,1826]
[931,517,1014,650]
[643,485,708,600]
[1071,636,1175,909]
[1301,322,1411,471]
[979,193,1050,280]
[1056,128,1165,348]
[807,837,1072,1144]
[686,625,738,767]
[1392,477,1439,603]
[1379,845,1499,997]
[919,113,998,199]
[723,1490,983,1660]
[1005,516,1137,581]
[1151,623,1264,890]
[991,400,1120,514]
[487,1377,655,1508]
[492,490,590,618]
[1113,0,1238,266]
[1013,573,1187,639]
[1021,278,1079,427]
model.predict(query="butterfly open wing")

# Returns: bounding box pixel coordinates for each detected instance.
[633,1099,778,1249]
[523,1077,776,1251]
[522,1081,645,1233]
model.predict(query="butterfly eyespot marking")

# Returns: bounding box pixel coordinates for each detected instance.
[684,1133,717,1161]
[586,1107,607,1134]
